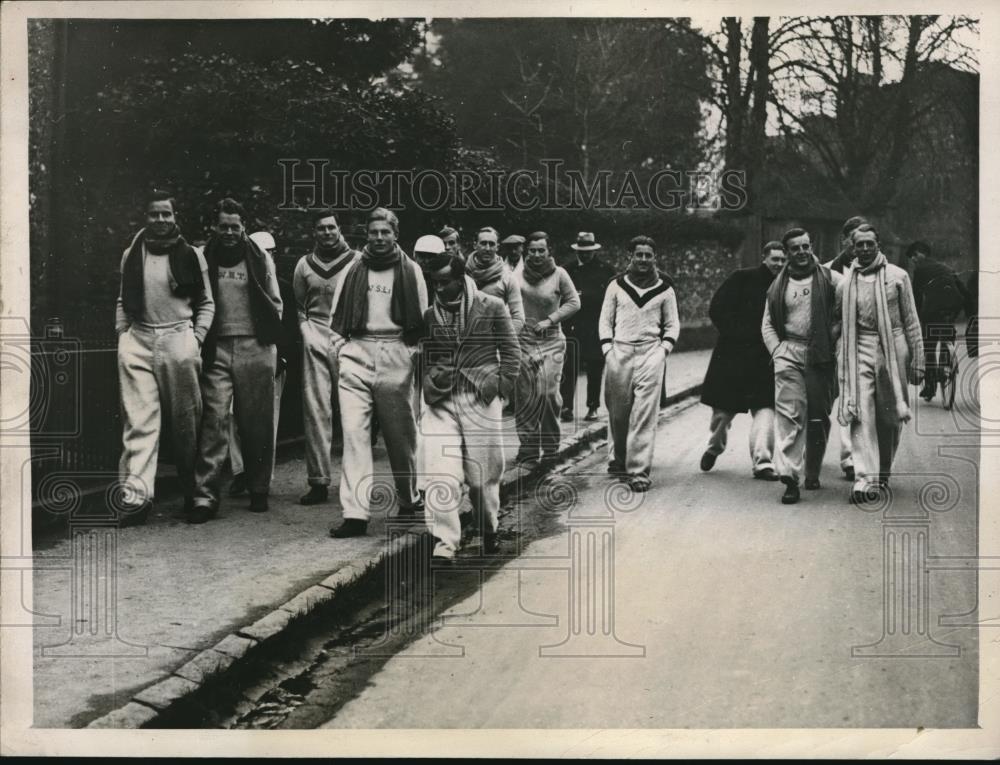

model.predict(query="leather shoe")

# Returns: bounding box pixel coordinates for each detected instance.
[780,477,800,504]
[843,466,855,482]
[249,493,269,513]
[119,500,151,528]
[627,475,652,492]
[560,408,574,423]
[299,485,329,505]
[700,451,717,472]
[753,467,779,481]
[184,503,213,525]
[584,407,599,422]
[330,518,368,538]
[804,477,821,490]
[483,530,501,554]
[397,498,425,519]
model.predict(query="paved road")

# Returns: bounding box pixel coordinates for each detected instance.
[318,381,982,729]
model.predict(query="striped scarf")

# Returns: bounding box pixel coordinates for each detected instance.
[838,252,910,426]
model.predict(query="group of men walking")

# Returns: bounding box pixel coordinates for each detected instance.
[698,215,965,506]
[115,190,964,558]
[115,191,680,562]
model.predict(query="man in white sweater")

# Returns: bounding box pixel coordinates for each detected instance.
[599,235,680,492]
[761,228,842,505]
[293,210,359,505]
[327,208,429,538]
[115,190,215,525]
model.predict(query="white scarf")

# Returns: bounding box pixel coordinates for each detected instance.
[838,252,910,426]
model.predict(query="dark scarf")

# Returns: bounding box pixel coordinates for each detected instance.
[522,254,557,285]
[120,225,203,321]
[201,234,283,363]
[465,250,506,288]
[625,259,660,289]
[330,244,425,345]
[766,255,836,366]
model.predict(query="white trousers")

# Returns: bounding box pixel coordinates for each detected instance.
[604,341,666,478]
[300,320,340,486]
[705,407,776,473]
[338,336,420,520]
[421,390,505,558]
[849,331,907,491]
[117,322,202,504]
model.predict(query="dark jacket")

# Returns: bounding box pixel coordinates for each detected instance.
[563,256,615,360]
[701,264,776,413]
[421,290,521,408]
[911,258,969,321]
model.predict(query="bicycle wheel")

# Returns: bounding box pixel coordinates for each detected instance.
[940,341,958,410]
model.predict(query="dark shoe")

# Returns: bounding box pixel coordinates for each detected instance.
[459,512,476,544]
[397,498,425,519]
[753,467,779,481]
[850,486,882,505]
[560,408,574,423]
[184,503,213,525]
[843,466,855,482]
[607,460,627,477]
[249,493,269,513]
[804,477,821,491]
[584,407,599,422]
[330,518,368,538]
[483,530,501,554]
[780,477,800,505]
[119,500,151,528]
[878,475,890,489]
[700,451,717,472]
[228,473,248,497]
[299,485,329,505]
[920,383,936,401]
[627,475,652,492]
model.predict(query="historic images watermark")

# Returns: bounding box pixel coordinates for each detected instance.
[277,159,748,213]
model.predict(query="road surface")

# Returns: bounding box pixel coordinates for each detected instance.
[307,384,981,729]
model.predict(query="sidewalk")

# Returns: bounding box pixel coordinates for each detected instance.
[31,348,711,728]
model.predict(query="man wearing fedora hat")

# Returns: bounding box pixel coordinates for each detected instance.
[561,232,615,422]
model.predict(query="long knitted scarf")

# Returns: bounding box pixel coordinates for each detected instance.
[838,252,910,426]
[766,256,836,366]
[201,234,283,363]
[120,225,203,321]
[465,250,506,288]
[522,254,556,285]
[330,244,424,345]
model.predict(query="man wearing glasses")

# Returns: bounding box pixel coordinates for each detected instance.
[761,228,842,505]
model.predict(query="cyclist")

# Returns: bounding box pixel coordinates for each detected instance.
[904,241,971,401]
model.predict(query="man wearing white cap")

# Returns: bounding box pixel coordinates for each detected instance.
[293,210,359,505]
[500,234,525,275]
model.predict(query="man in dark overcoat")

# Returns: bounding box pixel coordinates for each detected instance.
[699,241,786,480]
[560,232,616,422]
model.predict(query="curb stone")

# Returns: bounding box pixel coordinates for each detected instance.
[85,383,701,728]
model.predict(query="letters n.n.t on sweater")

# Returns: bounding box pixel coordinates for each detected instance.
[598,275,681,352]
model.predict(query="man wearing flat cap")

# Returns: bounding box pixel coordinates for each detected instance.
[500,234,525,276]
[561,232,615,422]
